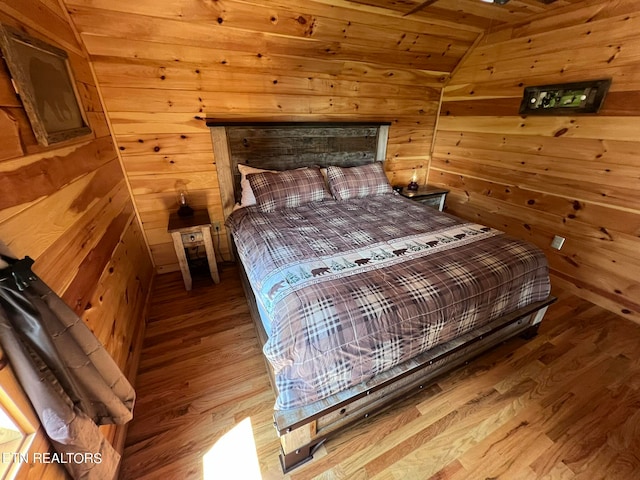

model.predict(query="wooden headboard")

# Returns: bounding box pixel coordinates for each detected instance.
[209,122,390,221]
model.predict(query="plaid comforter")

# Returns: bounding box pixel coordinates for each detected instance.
[227,194,550,410]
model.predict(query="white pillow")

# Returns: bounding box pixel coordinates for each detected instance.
[237,164,276,206]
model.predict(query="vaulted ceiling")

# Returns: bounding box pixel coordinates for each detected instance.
[345,0,586,32]
[333,0,590,75]
[64,0,590,84]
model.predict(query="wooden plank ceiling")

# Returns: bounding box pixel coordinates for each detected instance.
[345,0,586,30]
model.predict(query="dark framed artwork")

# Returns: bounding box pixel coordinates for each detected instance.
[519,79,611,115]
[0,24,91,146]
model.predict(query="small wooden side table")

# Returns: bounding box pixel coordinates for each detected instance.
[399,186,449,211]
[168,209,220,290]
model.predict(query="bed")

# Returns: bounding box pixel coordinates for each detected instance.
[209,122,555,472]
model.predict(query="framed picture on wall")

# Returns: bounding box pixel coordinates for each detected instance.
[0,24,91,146]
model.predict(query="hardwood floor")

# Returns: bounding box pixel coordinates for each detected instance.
[121,265,640,479]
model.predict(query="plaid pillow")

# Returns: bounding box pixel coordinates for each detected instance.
[326,163,393,200]
[247,167,332,212]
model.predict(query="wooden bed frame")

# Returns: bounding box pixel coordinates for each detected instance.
[208,121,556,472]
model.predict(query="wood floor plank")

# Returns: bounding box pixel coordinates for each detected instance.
[535,384,640,476]
[121,268,640,479]
[605,452,640,480]
[454,416,553,480]
[539,461,576,480]
[368,380,539,479]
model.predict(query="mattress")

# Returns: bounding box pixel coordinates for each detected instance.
[227,193,550,409]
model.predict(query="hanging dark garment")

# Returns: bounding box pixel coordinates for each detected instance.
[0,254,136,480]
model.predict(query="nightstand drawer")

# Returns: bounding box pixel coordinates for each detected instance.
[399,186,448,212]
[416,195,444,209]
[181,231,203,246]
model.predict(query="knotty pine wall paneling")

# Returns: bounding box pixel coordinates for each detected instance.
[62,0,471,273]
[0,0,154,474]
[430,0,640,323]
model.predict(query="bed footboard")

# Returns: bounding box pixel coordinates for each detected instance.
[276,295,554,472]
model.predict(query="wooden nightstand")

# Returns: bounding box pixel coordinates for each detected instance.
[168,209,220,290]
[399,186,449,211]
